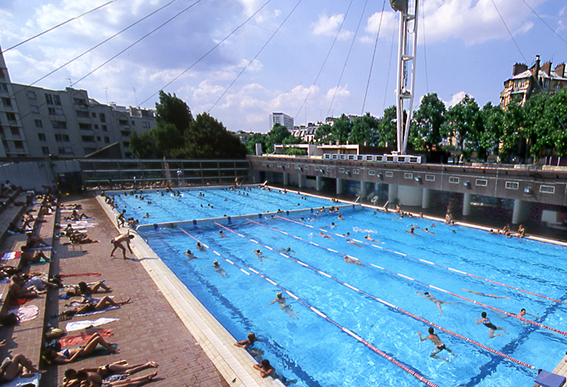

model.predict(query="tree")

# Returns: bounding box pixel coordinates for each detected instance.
[155,90,193,134]
[376,106,398,147]
[501,101,525,162]
[314,124,332,143]
[474,102,504,161]
[246,133,268,155]
[265,123,291,153]
[349,113,380,145]
[410,93,445,151]
[443,94,480,160]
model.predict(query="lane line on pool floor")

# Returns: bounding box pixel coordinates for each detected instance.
[259,218,567,337]
[213,221,536,371]
[275,215,567,307]
[179,228,440,387]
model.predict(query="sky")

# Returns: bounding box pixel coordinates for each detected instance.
[1,0,566,134]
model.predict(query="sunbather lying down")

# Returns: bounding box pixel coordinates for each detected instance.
[43,332,117,364]
[61,296,131,318]
[63,360,158,386]
[63,369,157,387]
[65,280,112,298]
[0,340,45,383]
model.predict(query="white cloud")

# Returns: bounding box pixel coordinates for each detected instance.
[443,91,468,107]
[364,10,397,41]
[312,14,353,40]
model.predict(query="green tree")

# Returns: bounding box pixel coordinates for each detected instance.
[265,123,291,153]
[475,102,505,161]
[377,105,398,147]
[314,123,332,143]
[443,94,480,160]
[155,90,193,134]
[349,113,380,145]
[246,133,268,154]
[410,93,445,151]
[501,101,525,162]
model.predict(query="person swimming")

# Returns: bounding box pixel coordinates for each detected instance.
[210,260,228,277]
[416,291,455,315]
[268,292,297,318]
[476,311,508,338]
[418,327,457,362]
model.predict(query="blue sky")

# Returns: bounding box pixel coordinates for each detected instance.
[1,0,566,133]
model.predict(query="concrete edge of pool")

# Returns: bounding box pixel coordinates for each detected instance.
[96,195,284,387]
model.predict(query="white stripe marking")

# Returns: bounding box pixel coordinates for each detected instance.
[398,274,414,281]
[344,283,359,292]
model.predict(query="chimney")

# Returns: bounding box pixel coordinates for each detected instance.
[513,63,527,76]
[555,63,566,78]
[534,55,541,83]
[541,61,552,76]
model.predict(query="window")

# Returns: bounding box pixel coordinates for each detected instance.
[58,147,73,155]
[53,94,61,105]
[122,141,130,148]
[368,170,375,176]
[540,185,555,194]
[339,168,345,173]
[31,105,40,114]
[27,91,36,99]
[475,179,488,187]
[94,124,99,129]
[51,121,67,129]
[81,135,95,142]
[91,113,97,118]
[99,113,106,123]
[425,175,435,182]
[45,94,53,105]
[73,97,87,106]
[6,112,16,121]
[10,127,19,137]
[104,136,110,143]
[119,119,128,126]
[48,107,64,116]
[131,120,135,126]
[54,134,70,142]
[96,136,101,141]
[41,146,49,155]
[2,97,12,108]
[404,173,413,179]
[385,171,394,178]
[102,125,108,132]
[0,69,4,80]
[38,133,46,141]
[79,123,92,130]
[14,141,23,149]
[505,181,519,190]
[34,119,43,128]
[0,83,7,92]
[142,121,149,128]
[121,130,130,137]
[449,176,460,184]
[76,111,90,118]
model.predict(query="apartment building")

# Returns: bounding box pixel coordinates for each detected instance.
[500,55,567,107]
[0,49,155,159]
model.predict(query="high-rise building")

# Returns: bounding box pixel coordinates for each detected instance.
[269,112,294,132]
[0,48,155,159]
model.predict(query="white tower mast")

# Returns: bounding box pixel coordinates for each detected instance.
[390,0,419,155]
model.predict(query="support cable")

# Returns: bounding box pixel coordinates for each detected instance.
[362,0,387,115]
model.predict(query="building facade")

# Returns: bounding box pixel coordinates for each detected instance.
[0,49,155,159]
[269,112,294,132]
[500,55,567,107]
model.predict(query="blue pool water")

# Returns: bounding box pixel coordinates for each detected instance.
[119,188,567,386]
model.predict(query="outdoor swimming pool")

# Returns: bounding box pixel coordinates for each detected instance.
[117,187,567,386]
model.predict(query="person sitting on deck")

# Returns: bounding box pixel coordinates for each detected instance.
[0,351,45,382]
[9,274,46,300]
[44,332,118,364]
[25,233,50,249]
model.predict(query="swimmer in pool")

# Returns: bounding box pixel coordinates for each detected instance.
[364,234,377,242]
[184,250,201,261]
[320,232,332,239]
[406,227,416,235]
[268,292,297,318]
[461,289,509,299]
[219,230,227,238]
[418,327,457,362]
[196,242,206,251]
[346,238,361,247]
[515,308,540,322]
[344,255,363,266]
[416,291,455,316]
[476,311,508,338]
[209,260,228,278]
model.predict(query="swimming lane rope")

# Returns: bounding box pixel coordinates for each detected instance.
[275,215,567,307]
[216,221,536,371]
[246,218,567,337]
[179,228,440,386]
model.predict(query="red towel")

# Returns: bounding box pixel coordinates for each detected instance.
[60,273,102,278]
[59,329,113,347]
[9,297,32,306]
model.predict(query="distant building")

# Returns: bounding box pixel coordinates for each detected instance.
[291,122,320,142]
[269,112,294,132]
[500,55,567,108]
[0,47,155,159]
[233,130,254,144]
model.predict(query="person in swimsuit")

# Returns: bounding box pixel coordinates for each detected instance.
[344,255,363,266]
[234,332,262,349]
[476,312,508,338]
[196,242,206,251]
[66,360,158,386]
[44,332,118,364]
[66,281,112,299]
[514,308,540,323]
[210,261,228,277]
[268,292,297,318]
[0,340,45,383]
[416,291,455,316]
[253,359,274,378]
[64,370,157,387]
[418,327,457,361]
[461,289,509,299]
[63,296,131,316]
[110,233,135,259]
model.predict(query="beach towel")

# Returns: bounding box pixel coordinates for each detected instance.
[0,251,21,260]
[6,305,38,322]
[65,317,119,332]
[9,297,33,306]
[60,273,101,278]
[0,373,40,387]
[59,329,113,347]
